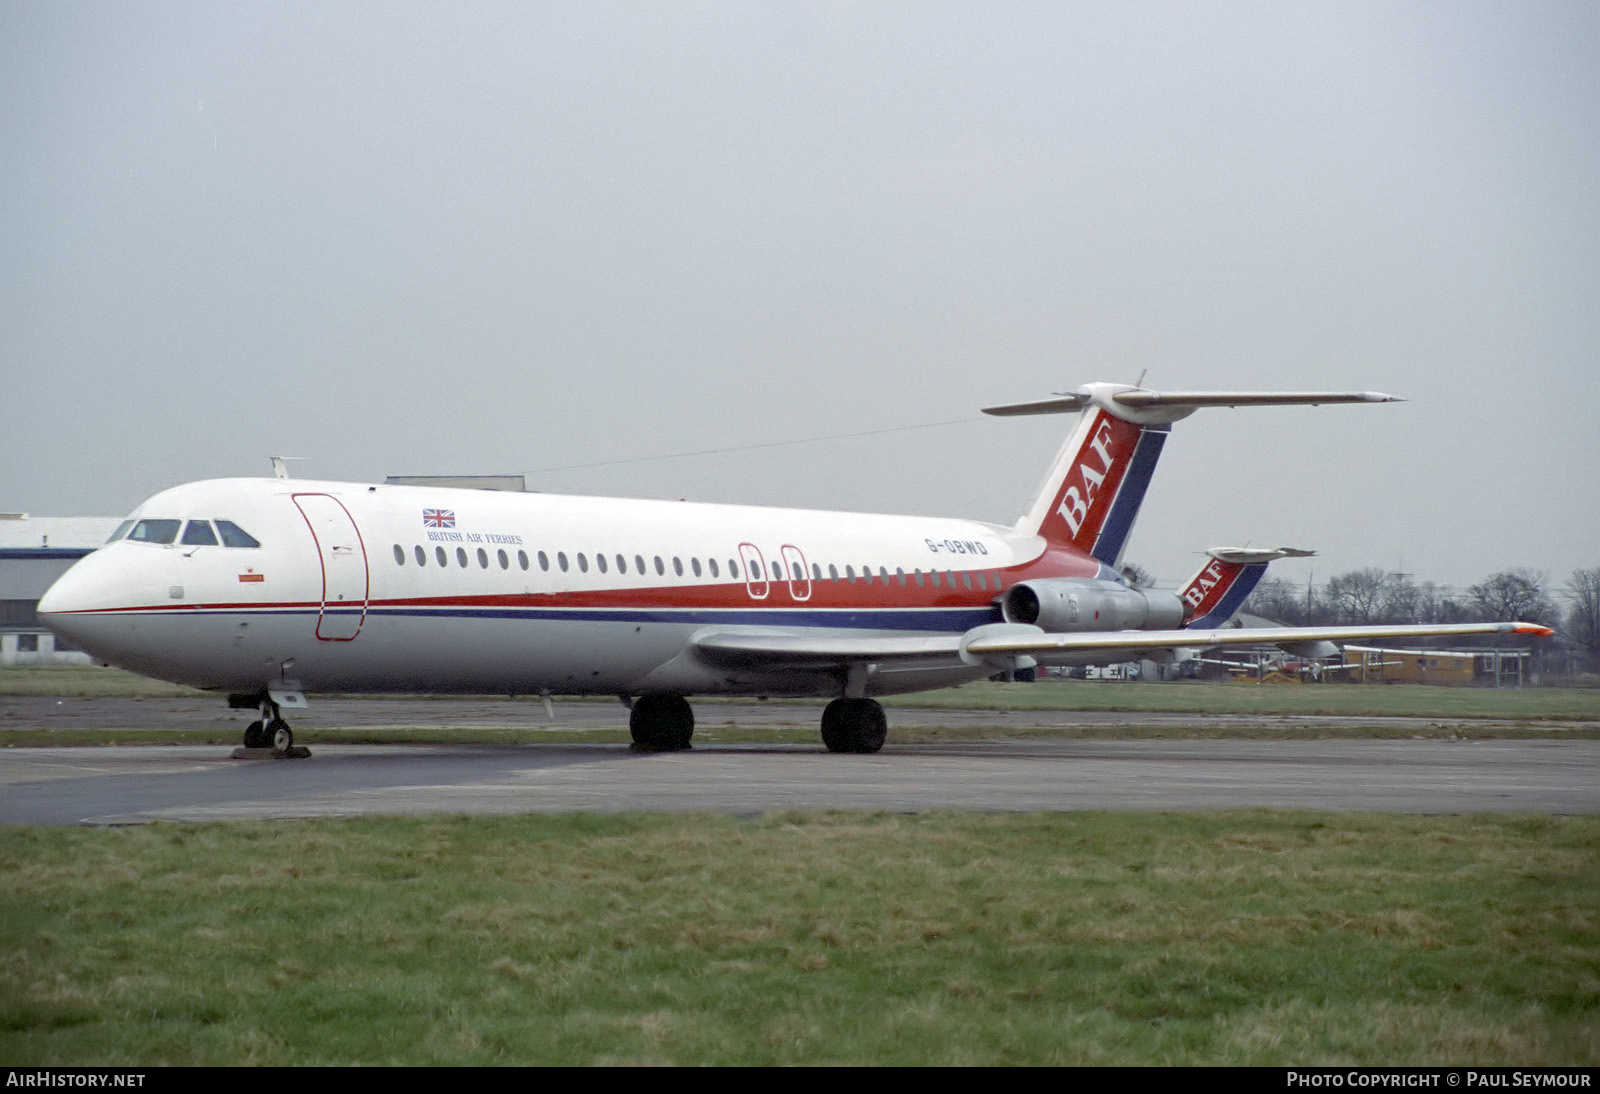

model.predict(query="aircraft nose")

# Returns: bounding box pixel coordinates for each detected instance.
[37,550,131,654]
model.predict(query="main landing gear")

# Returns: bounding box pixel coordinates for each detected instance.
[820,697,887,754]
[629,694,695,751]
[625,694,888,754]
[242,698,293,751]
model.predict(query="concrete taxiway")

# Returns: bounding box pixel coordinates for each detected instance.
[1,695,1595,823]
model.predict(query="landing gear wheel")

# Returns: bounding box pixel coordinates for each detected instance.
[820,698,888,754]
[629,695,694,751]
[268,720,293,751]
[243,720,268,749]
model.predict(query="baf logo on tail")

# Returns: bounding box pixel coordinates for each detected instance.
[1033,408,1165,566]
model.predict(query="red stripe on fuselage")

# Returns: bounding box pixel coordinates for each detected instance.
[47,546,1102,617]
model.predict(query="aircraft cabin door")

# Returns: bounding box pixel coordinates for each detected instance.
[293,493,369,641]
[738,543,769,600]
[780,544,811,601]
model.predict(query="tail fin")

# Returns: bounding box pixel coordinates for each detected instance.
[984,383,1398,567]
[1179,546,1314,628]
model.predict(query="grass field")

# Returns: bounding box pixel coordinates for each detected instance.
[6,665,1599,718]
[5,665,1598,747]
[2,811,1596,1066]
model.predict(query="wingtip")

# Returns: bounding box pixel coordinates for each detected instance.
[1510,623,1555,637]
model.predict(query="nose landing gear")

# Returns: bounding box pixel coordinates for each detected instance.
[242,698,294,752]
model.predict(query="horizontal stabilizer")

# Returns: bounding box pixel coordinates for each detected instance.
[1204,546,1315,565]
[982,385,1401,420]
[1112,390,1400,409]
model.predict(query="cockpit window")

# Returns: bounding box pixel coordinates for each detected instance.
[127,519,181,544]
[106,520,134,544]
[181,520,219,546]
[215,520,261,548]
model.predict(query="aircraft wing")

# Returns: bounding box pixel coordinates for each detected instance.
[964,621,1552,664]
[692,631,964,668]
[693,621,1551,670]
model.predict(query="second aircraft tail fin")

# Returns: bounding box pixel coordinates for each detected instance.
[1178,546,1314,629]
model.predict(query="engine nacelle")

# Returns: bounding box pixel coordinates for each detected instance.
[1001,578,1185,633]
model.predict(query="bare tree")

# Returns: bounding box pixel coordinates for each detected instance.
[1120,563,1156,591]
[1567,567,1600,664]
[1413,581,1474,624]
[1470,569,1556,625]
[1244,576,1318,625]
[1323,568,1418,625]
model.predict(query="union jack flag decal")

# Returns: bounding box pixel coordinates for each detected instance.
[422,508,456,528]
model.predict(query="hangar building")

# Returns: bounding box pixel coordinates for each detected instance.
[0,513,122,665]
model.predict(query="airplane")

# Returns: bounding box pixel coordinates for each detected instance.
[36,382,1552,754]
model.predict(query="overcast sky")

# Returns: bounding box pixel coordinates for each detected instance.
[5,1,1597,592]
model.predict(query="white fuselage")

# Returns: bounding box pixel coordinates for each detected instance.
[39,477,1106,698]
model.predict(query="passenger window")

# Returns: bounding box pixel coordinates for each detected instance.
[727,559,738,578]
[895,567,905,586]
[128,519,181,545]
[616,554,626,574]
[673,557,684,577]
[771,561,782,580]
[498,549,508,570]
[415,545,427,566]
[709,558,719,578]
[930,570,941,587]
[436,546,448,566]
[654,556,665,576]
[879,567,890,583]
[518,550,529,571]
[181,521,219,547]
[635,555,646,575]
[975,572,987,591]
[215,520,260,548]
[811,563,820,580]
[393,545,405,565]
[596,553,607,574]
[962,572,972,589]
[914,569,924,587]
[558,552,569,572]
[793,562,803,580]
[538,551,549,571]
[845,565,855,582]
[577,553,588,573]
[691,558,701,578]
[456,547,468,567]
[477,548,489,569]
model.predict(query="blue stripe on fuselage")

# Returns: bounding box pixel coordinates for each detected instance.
[113,603,1004,633]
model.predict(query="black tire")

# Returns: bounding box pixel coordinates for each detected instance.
[820,698,887,754]
[629,695,694,750]
[268,719,293,751]
[243,720,267,748]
